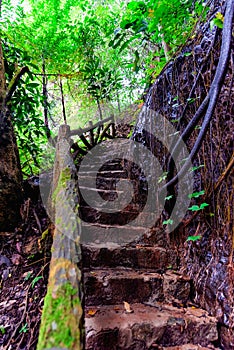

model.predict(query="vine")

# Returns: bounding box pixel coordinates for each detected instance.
[165,0,234,189]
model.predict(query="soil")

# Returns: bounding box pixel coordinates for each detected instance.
[0,188,52,350]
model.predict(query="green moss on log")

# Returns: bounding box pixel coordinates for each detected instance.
[52,167,71,204]
[37,259,83,350]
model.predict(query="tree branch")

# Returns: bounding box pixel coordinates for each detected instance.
[5,66,29,103]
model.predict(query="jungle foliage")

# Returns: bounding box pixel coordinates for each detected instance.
[1,0,209,175]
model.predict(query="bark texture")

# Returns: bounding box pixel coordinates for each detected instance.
[0,40,23,231]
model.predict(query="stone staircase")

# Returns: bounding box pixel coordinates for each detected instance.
[77,141,219,349]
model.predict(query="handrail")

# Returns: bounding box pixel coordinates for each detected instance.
[70,115,116,159]
[70,115,114,136]
[37,125,83,350]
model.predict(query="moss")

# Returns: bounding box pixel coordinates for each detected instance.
[41,228,49,241]
[52,167,71,204]
[37,260,83,350]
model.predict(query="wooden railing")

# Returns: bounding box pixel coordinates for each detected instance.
[70,115,116,159]
[37,125,83,350]
[37,118,118,349]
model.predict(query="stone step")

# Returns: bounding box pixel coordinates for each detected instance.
[80,223,150,245]
[79,160,125,169]
[78,179,142,193]
[81,243,177,270]
[78,174,128,181]
[77,163,140,176]
[78,186,125,203]
[78,169,128,177]
[79,208,161,229]
[85,303,218,350]
[78,185,125,193]
[84,268,191,306]
[78,164,141,172]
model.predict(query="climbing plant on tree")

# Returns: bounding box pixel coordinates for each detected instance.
[164,0,234,189]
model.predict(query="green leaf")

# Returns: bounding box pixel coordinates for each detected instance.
[19,323,28,334]
[188,205,200,211]
[186,235,202,242]
[109,32,122,47]
[119,36,137,53]
[188,190,205,199]
[27,83,40,88]
[188,203,209,211]
[29,63,40,70]
[165,195,173,200]
[200,202,209,209]
[163,219,174,225]
[0,326,6,335]
[158,172,168,183]
[213,18,223,28]
[31,276,43,288]
[190,164,205,172]
[112,34,126,49]
[183,52,191,57]
[24,272,33,281]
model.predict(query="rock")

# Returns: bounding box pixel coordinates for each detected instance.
[82,243,177,270]
[85,303,218,350]
[84,268,191,306]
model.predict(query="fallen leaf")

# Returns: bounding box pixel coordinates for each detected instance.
[87,309,98,317]
[23,236,40,255]
[16,242,22,253]
[11,254,23,265]
[124,301,133,313]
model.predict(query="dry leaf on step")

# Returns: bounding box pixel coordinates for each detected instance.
[124,301,133,313]
[114,306,121,312]
[87,309,98,317]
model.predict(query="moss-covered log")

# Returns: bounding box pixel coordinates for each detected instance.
[37,125,83,350]
[37,257,83,350]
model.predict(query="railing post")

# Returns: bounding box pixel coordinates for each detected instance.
[88,120,95,146]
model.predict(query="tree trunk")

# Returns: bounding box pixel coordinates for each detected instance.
[0,39,23,231]
[97,99,103,121]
